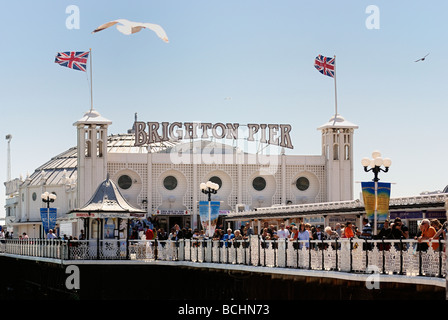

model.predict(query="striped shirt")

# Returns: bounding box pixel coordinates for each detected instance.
[360,223,372,240]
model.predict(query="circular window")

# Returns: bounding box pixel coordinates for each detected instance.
[118,175,133,190]
[32,192,37,201]
[252,176,266,191]
[209,176,222,189]
[296,177,310,191]
[163,176,178,190]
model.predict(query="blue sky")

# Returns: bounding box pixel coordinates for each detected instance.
[1,1,447,217]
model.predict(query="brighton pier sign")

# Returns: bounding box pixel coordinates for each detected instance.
[134,121,294,149]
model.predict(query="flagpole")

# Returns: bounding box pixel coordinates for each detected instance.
[333,55,338,124]
[90,48,93,112]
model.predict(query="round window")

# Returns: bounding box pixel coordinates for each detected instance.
[118,175,133,190]
[163,176,178,190]
[252,176,266,191]
[209,176,222,189]
[32,192,37,201]
[296,177,310,191]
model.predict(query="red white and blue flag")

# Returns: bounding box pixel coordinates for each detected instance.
[55,51,89,72]
[314,54,335,78]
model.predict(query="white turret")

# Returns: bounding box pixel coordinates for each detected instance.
[318,114,358,201]
[74,109,112,207]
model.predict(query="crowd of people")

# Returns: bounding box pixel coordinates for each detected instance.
[3,217,446,252]
[130,217,447,252]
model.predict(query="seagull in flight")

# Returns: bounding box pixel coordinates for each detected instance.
[415,53,429,62]
[92,19,169,43]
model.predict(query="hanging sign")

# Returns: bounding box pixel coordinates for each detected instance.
[40,208,57,235]
[199,201,221,236]
[361,181,391,222]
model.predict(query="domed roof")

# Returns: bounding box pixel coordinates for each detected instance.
[73,109,112,126]
[73,175,145,215]
[317,114,358,130]
[24,133,179,187]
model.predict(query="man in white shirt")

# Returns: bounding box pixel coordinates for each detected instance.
[276,223,290,239]
[47,229,57,239]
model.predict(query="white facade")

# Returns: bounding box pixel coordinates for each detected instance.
[4,110,358,237]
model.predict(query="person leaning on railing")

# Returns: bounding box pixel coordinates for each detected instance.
[324,226,339,250]
[429,220,447,241]
[375,219,392,250]
[417,219,438,251]
[233,229,243,248]
[356,218,373,250]
[296,223,310,249]
[429,220,447,252]
[342,222,355,239]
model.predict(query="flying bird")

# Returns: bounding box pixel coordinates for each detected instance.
[92,19,169,43]
[415,53,429,62]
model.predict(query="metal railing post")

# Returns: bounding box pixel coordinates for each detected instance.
[382,237,386,274]
[273,239,277,267]
[67,239,71,260]
[126,237,130,260]
[296,238,299,269]
[418,248,423,276]
[335,239,338,271]
[263,238,266,266]
[349,238,353,273]
[308,239,312,270]
[321,239,325,271]
[365,239,369,272]
[235,239,238,264]
[399,237,404,275]
[438,237,443,278]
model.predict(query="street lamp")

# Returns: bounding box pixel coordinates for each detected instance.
[41,192,57,237]
[200,181,220,237]
[41,191,57,208]
[361,151,392,234]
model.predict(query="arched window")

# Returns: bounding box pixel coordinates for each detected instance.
[97,141,103,157]
[85,141,91,157]
[344,145,350,160]
[333,144,339,160]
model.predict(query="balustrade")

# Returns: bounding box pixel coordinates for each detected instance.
[0,237,445,278]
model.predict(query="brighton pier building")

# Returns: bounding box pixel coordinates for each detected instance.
[4,109,363,239]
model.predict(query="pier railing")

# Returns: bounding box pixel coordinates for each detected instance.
[0,237,445,278]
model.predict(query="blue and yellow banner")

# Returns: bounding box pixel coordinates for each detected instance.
[40,208,57,235]
[199,201,220,236]
[361,182,391,223]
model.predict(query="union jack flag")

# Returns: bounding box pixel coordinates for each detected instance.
[55,51,89,72]
[314,54,335,78]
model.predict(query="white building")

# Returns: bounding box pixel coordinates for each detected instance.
[4,109,359,239]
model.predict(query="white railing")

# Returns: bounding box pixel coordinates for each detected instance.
[0,237,445,278]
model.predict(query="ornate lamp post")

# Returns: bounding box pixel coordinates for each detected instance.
[200,181,219,237]
[41,191,57,208]
[361,151,391,234]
